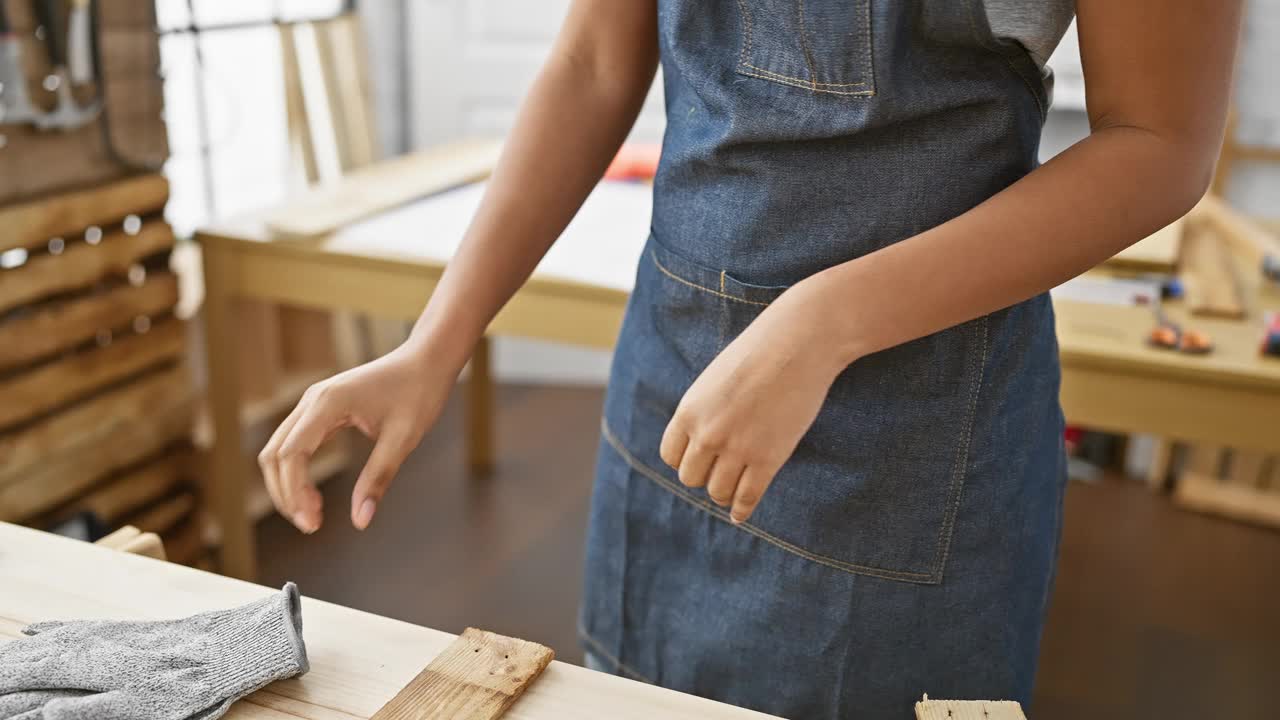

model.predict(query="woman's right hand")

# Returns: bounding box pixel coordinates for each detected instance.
[258,344,455,534]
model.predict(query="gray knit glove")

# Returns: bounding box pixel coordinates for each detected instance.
[0,583,309,720]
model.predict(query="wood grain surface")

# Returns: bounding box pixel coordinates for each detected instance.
[371,628,554,720]
[0,272,180,372]
[0,175,169,253]
[915,697,1026,720]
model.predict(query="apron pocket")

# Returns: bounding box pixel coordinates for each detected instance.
[618,232,989,584]
[734,0,876,97]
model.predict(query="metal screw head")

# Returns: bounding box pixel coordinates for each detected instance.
[123,215,143,235]
[85,226,103,245]
[42,74,60,92]
[128,264,147,286]
[48,237,66,254]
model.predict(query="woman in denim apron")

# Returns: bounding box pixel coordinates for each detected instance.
[261,1,1239,717]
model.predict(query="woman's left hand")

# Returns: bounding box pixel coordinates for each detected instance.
[659,279,853,524]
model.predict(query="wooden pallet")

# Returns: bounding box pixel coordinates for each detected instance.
[0,176,212,566]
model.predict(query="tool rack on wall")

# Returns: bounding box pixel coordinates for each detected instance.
[0,1,213,567]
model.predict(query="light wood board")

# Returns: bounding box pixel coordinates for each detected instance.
[371,628,554,720]
[0,220,175,315]
[262,139,503,241]
[1107,218,1184,273]
[0,363,189,479]
[1181,222,1245,318]
[0,318,186,430]
[915,697,1026,720]
[0,394,193,522]
[0,174,169,253]
[0,522,781,719]
[0,272,180,372]
[48,450,190,526]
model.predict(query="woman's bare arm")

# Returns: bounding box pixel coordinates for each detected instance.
[261,1,658,533]
[661,0,1244,524]
[815,0,1243,364]
[407,1,659,374]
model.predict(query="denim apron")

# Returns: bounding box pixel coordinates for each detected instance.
[580,1,1067,717]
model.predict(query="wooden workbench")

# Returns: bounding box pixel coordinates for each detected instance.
[197,181,1280,580]
[0,522,778,719]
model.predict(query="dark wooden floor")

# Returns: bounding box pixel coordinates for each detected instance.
[259,384,1280,719]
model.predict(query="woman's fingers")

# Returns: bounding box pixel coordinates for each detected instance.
[351,427,416,530]
[275,388,345,533]
[677,439,715,488]
[659,418,689,469]
[705,458,744,507]
[259,398,308,524]
[730,466,773,524]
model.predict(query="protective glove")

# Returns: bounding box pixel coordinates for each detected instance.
[0,583,309,720]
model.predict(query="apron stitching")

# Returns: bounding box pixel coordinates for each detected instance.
[734,0,753,64]
[794,0,819,89]
[577,622,657,684]
[601,419,939,584]
[931,315,990,580]
[738,68,875,96]
[739,63,869,87]
[650,250,772,307]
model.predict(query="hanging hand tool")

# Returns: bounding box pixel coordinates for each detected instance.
[0,0,43,125]
[67,0,93,85]
[32,0,99,131]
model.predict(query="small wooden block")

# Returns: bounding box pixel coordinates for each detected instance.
[95,525,142,551]
[118,532,168,561]
[371,627,554,720]
[915,697,1026,720]
[1107,218,1184,273]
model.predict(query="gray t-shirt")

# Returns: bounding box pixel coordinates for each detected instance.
[985,0,1076,98]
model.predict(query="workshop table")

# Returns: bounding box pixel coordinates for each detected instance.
[197,181,1280,580]
[0,522,778,719]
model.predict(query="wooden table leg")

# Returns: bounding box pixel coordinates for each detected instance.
[202,241,256,580]
[466,336,494,475]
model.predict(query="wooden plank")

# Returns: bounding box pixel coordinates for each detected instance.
[281,22,320,187]
[263,139,502,241]
[95,525,142,551]
[1107,217,1184,273]
[0,319,186,430]
[0,220,176,315]
[0,391,193,522]
[49,451,190,526]
[915,697,1026,720]
[118,532,168,561]
[1190,193,1280,276]
[1181,222,1245,318]
[0,272,180,372]
[1175,471,1280,529]
[0,363,190,480]
[370,627,554,720]
[128,490,197,536]
[0,175,169,253]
